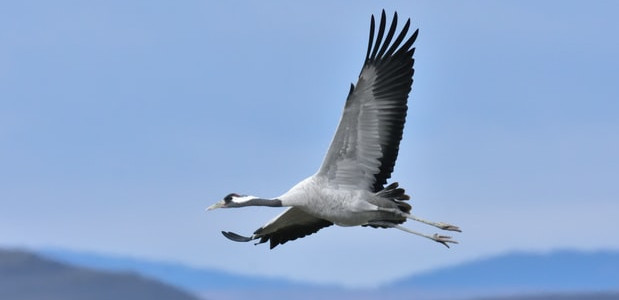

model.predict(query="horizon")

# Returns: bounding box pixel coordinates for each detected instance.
[3,245,617,298]
[4,247,619,300]
[2,1,618,288]
[12,246,619,288]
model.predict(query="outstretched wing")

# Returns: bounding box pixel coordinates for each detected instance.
[316,11,418,192]
[222,207,333,249]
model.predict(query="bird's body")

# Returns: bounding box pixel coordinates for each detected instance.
[208,11,461,249]
[277,176,402,227]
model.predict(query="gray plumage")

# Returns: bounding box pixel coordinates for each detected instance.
[207,11,461,249]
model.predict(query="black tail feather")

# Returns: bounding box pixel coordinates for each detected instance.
[376,182,411,213]
[376,182,410,201]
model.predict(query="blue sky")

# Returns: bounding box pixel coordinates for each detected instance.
[1,0,618,287]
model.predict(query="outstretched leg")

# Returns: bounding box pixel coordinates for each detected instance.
[407,215,461,232]
[375,207,461,232]
[367,221,458,248]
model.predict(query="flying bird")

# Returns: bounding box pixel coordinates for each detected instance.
[207,11,461,249]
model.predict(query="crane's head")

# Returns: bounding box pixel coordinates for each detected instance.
[206,193,257,210]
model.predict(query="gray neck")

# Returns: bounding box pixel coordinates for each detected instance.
[243,198,283,207]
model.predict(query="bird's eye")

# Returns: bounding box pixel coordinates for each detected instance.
[224,193,239,202]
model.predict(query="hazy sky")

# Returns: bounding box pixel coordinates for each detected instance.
[1,1,618,288]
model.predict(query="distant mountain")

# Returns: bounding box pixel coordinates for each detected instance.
[40,248,323,292]
[0,249,199,300]
[37,248,619,300]
[389,250,619,297]
[476,293,619,300]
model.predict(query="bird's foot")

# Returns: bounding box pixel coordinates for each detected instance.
[431,234,458,248]
[436,222,462,232]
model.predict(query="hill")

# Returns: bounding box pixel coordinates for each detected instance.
[40,248,320,292]
[390,250,619,294]
[38,248,619,300]
[0,249,199,300]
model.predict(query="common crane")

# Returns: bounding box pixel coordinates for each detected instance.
[207,11,461,249]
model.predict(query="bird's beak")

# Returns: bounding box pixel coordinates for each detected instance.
[206,200,226,211]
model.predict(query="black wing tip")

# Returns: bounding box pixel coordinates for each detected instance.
[221,231,253,242]
[366,10,417,63]
[369,9,387,60]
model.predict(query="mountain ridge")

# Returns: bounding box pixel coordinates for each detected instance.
[389,249,619,292]
[0,248,199,300]
[39,247,324,291]
[5,247,619,300]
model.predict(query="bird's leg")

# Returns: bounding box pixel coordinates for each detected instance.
[367,221,458,248]
[375,207,461,232]
[394,225,458,248]
[406,215,461,232]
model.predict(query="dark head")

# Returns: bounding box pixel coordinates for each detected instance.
[206,193,282,211]
[207,193,254,210]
